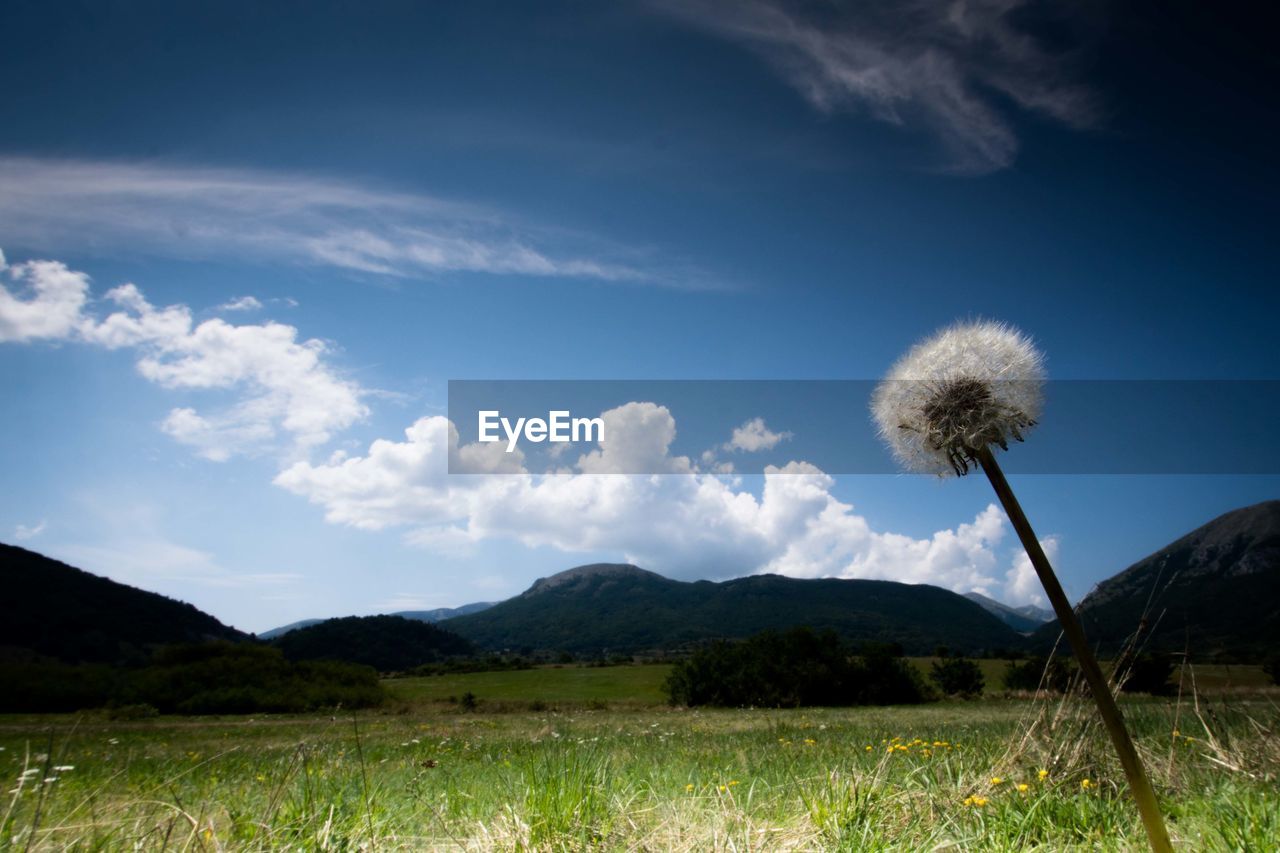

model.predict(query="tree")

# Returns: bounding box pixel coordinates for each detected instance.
[1003,655,1076,693]
[664,627,931,708]
[930,657,985,698]
[1118,654,1175,695]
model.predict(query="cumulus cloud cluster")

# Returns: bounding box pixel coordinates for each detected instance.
[655,0,1099,173]
[3,251,1055,606]
[277,402,1049,605]
[726,416,792,452]
[0,252,366,459]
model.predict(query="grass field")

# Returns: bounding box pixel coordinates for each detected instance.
[385,664,673,706]
[380,660,1272,707]
[3,663,1276,850]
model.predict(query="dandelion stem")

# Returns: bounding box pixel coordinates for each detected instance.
[975,445,1172,853]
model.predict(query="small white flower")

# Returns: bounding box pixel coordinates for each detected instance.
[871,320,1045,476]
[52,765,74,772]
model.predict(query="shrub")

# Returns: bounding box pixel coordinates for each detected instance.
[1263,655,1279,686]
[0,641,386,714]
[664,627,932,708]
[1118,653,1175,695]
[1003,656,1076,692]
[930,657,985,698]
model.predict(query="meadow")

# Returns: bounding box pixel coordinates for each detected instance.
[2,664,1276,850]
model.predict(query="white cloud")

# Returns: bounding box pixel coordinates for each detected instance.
[0,158,674,284]
[654,0,1098,173]
[1002,535,1057,607]
[53,539,302,590]
[277,404,1044,597]
[0,259,92,343]
[13,521,47,541]
[725,416,792,452]
[218,295,263,312]
[374,592,445,612]
[0,252,368,459]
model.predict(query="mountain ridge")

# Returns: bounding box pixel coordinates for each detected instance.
[0,542,247,664]
[964,591,1053,634]
[1032,500,1280,658]
[259,602,494,639]
[442,564,1024,655]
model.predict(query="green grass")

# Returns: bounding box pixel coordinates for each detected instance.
[384,659,1273,708]
[2,674,1277,850]
[385,663,672,705]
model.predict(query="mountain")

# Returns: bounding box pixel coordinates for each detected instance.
[259,602,493,639]
[0,543,247,664]
[964,592,1054,634]
[257,619,324,640]
[441,563,1023,656]
[271,615,474,671]
[391,602,495,622]
[1031,501,1280,659]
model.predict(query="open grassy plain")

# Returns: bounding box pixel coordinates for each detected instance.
[2,664,1276,850]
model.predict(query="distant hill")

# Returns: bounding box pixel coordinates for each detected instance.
[964,592,1053,634]
[0,543,247,664]
[271,615,474,671]
[257,619,324,640]
[393,602,494,622]
[441,564,1023,656]
[1031,501,1280,659]
[259,602,493,639]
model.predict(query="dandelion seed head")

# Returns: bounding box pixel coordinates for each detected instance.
[872,320,1045,476]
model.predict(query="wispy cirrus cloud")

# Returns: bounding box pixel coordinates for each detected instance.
[652,0,1100,174]
[13,520,47,541]
[0,157,682,284]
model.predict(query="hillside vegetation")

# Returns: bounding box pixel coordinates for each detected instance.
[272,614,474,672]
[443,564,1022,655]
[0,543,246,664]
[1033,501,1280,659]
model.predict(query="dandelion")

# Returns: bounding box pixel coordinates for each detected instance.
[990,776,1004,786]
[964,795,989,807]
[1082,779,1094,790]
[871,320,1043,477]
[1016,783,1030,794]
[685,783,694,792]
[873,321,1172,853]
[1037,769,1049,781]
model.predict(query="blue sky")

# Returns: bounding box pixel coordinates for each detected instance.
[2,0,1277,633]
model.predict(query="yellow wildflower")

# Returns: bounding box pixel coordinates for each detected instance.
[1016,783,1029,794]
[990,776,1004,786]
[1081,778,1093,790]
[1037,769,1049,781]
[685,784,694,792]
